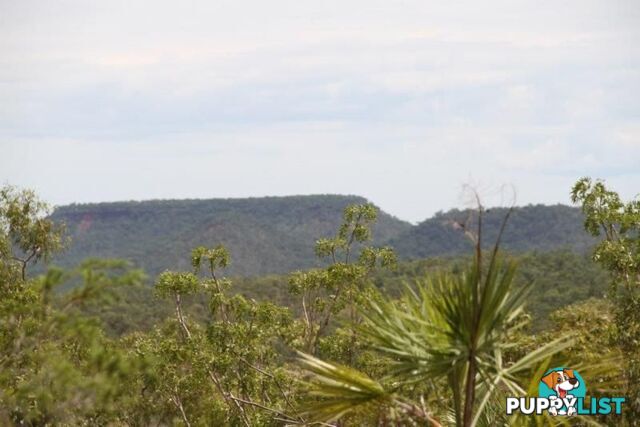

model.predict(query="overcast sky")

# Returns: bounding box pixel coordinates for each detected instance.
[1,1,639,222]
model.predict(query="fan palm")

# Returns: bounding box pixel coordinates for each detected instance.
[297,208,574,426]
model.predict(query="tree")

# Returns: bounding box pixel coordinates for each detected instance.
[0,258,146,424]
[138,245,302,425]
[571,177,640,421]
[288,203,396,361]
[0,185,66,281]
[0,185,151,425]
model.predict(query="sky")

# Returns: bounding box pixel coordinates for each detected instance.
[1,0,639,223]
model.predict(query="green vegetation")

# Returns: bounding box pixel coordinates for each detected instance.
[297,236,570,426]
[50,197,594,278]
[389,204,596,259]
[1,180,637,426]
[571,177,640,420]
[50,195,411,277]
[80,249,609,338]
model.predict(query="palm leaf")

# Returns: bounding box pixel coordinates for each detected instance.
[296,351,391,423]
[297,212,577,425]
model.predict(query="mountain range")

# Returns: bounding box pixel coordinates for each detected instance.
[50,195,595,276]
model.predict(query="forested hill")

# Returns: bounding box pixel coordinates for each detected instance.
[50,196,595,277]
[50,195,411,276]
[389,204,596,260]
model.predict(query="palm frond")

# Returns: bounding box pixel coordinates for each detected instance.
[297,221,577,425]
[296,351,391,423]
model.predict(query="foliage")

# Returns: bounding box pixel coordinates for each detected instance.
[389,204,596,260]
[49,197,596,278]
[0,184,633,426]
[129,245,303,426]
[0,259,145,424]
[296,352,399,425]
[571,177,640,422]
[509,297,626,426]
[0,185,67,282]
[297,207,573,426]
[288,203,397,358]
[373,249,610,330]
[50,195,411,277]
[78,248,609,341]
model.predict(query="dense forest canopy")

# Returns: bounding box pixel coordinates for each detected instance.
[50,195,411,277]
[1,179,638,426]
[50,197,595,277]
[83,249,609,337]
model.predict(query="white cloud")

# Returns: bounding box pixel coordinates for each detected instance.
[1,0,639,221]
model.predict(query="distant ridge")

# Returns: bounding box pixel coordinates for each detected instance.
[51,195,411,276]
[388,204,595,259]
[50,196,594,277]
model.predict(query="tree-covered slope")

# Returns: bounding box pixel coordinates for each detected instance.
[50,195,411,276]
[388,204,596,259]
[81,249,610,337]
[51,197,595,277]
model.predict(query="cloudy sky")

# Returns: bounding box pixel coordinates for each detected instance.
[1,0,639,222]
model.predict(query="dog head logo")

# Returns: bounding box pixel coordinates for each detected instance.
[538,367,586,416]
[541,369,579,399]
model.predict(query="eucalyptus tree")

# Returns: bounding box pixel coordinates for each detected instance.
[135,245,302,426]
[0,185,66,282]
[571,177,640,421]
[288,203,396,361]
[0,186,145,424]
